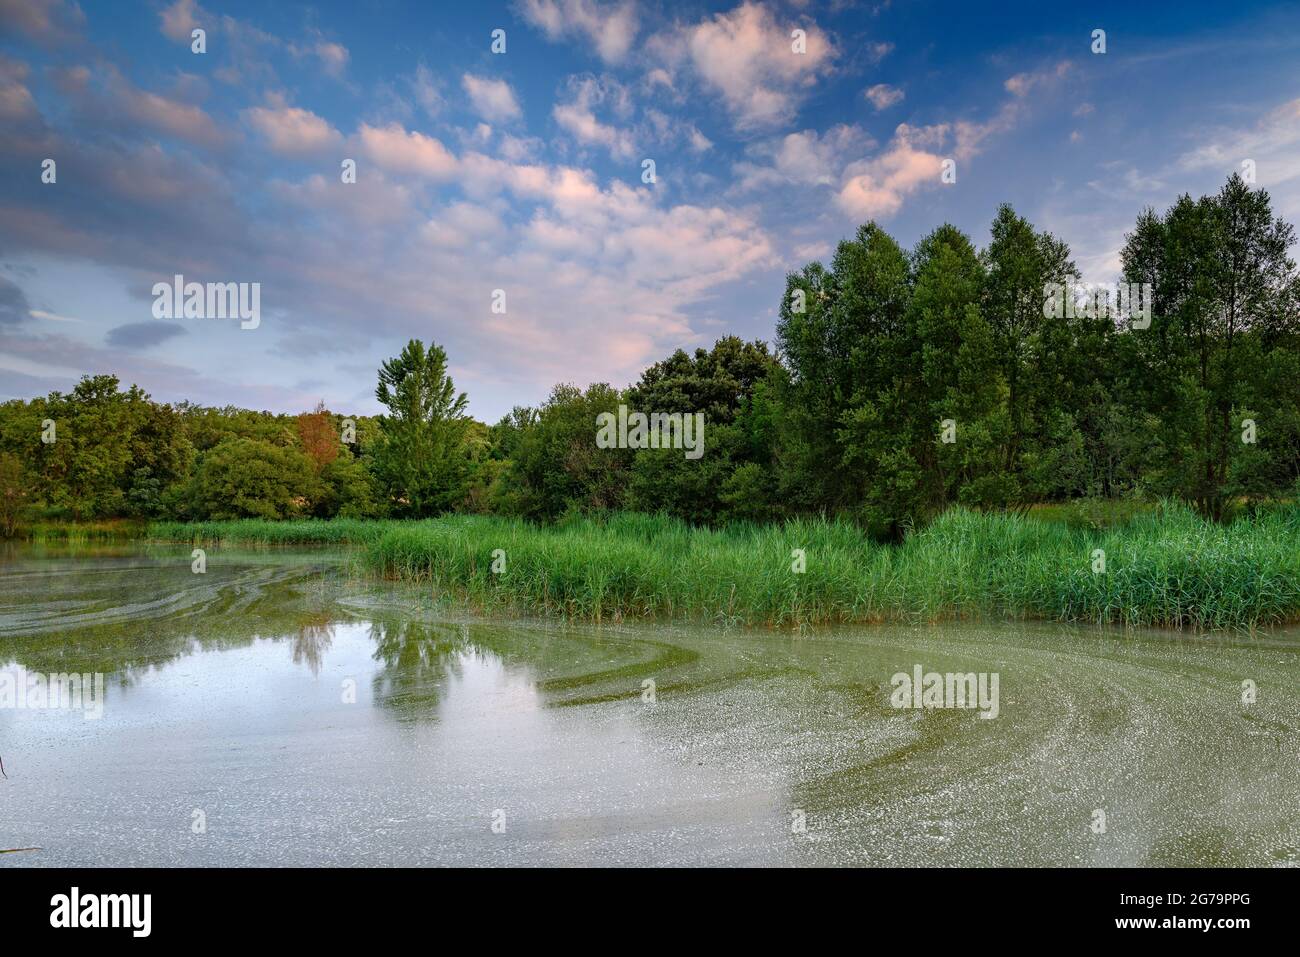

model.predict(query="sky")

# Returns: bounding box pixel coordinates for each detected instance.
[2,0,1299,423]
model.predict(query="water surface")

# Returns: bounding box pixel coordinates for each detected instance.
[1,543,1296,866]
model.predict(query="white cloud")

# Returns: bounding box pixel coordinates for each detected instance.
[837,125,948,219]
[647,2,836,131]
[355,122,459,178]
[461,73,522,122]
[1178,97,1300,190]
[244,99,341,155]
[518,0,640,65]
[411,64,444,117]
[553,75,637,159]
[733,124,873,191]
[865,83,903,110]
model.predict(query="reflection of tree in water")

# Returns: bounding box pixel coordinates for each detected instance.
[369,617,471,719]
[290,614,334,677]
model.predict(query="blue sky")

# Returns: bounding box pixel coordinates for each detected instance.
[2,0,1299,422]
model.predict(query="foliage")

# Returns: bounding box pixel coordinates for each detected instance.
[371,339,475,517]
[183,437,319,520]
[2,176,1297,534]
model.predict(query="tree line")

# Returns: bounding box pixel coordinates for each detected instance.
[1,174,1296,537]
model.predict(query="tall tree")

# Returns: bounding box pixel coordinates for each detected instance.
[1120,174,1299,517]
[372,339,474,516]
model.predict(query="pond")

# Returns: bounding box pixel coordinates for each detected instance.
[1,543,1296,866]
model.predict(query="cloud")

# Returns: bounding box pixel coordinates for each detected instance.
[410,64,444,117]
[648,2,835,130]
[106,321,188,350]
[0,275,32,324]
[734,83,1022,222]
[837,125,948,219]
[734,125,873,191]
[0,8,781,416]
[0,55,36,120]
[356,122,458,178]
[1004,61,1071,98]
[244,98,342,155]
[553,75,637,159]
[1178,97,1300,190]
[865,83,903,110]
[113,75,227,148]
[52,64,228,148]
[0,0,85,46]
[461,74,522,122]
[289,30,350,78]
[518,0,639,64]
[159,0,202,43]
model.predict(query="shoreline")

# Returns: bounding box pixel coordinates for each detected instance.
[79,505,1300,632]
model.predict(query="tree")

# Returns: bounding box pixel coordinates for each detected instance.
[981,205,1080,481]
[372,339,474,517]
[0,452,29,536]
[776,223,912,518]
[297,400,339,471]
[624,337,781,524]
[1120,174,1299,517]
[13,376,192,519]
[496,383,627,519]
[184,437,318,520]
[316,455,384,518]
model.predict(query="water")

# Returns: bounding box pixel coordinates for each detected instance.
[1,543,1296,866]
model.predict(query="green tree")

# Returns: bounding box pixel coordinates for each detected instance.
[0,451,29,536]
[624,336,781,524]
[497,383,627,519]
[372,339,474,517]
[184,437,318,520]
[1120,174,1299,517]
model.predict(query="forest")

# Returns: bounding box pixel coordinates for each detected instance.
[2,174,1297,540]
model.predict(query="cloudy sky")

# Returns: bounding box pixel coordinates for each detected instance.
[2,0,1299,422]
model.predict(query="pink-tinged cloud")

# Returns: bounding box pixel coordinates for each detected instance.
[245,101,342,155]
[518,0,640,65]
[158,0,202,43]
[356,123,459,178]
[653,1,836,130]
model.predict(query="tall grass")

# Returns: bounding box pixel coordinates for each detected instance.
[362,504,1300,630]
[147,517,400,546]
[23,519,145,543]
[148,504,1300,630]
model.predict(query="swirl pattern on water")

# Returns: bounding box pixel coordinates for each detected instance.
[0,544,1296,866]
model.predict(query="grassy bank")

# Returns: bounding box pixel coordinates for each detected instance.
[149,504,1300,631]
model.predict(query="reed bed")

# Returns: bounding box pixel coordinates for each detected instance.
[23,519,145,543]
[356,504,1300,631]
[147,517,401,546]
